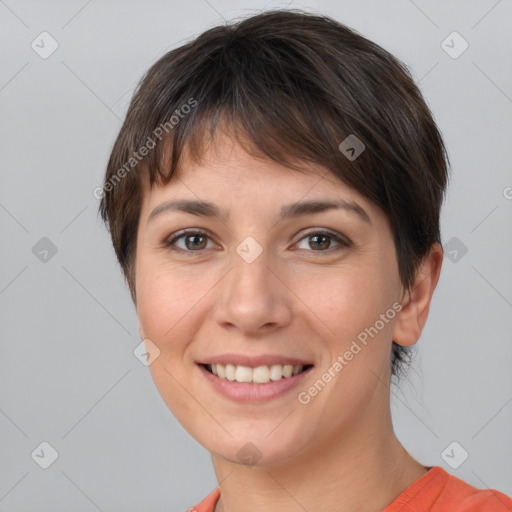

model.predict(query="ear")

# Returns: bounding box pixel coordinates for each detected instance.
[392,242,443,347]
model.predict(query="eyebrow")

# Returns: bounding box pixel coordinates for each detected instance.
[147,198,372,226]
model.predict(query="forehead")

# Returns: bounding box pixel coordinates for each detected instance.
[140,132,376,219]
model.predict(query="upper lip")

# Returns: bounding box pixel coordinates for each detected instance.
[197,354,314,367]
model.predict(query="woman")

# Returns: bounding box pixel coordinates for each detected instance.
[98,10,512,511]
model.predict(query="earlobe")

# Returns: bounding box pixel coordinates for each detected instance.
[392,243,443,347]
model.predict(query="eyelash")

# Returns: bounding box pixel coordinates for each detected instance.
[163,229,351,255]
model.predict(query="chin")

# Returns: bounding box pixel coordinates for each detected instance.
[198,426,310,469]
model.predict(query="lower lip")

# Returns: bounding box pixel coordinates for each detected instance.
[198,364,313,403]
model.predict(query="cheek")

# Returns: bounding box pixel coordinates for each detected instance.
[135,259,217,353]
[297,261,393,335]
[136,266,207,419]
[294,261,398,388]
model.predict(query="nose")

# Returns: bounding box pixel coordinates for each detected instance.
[213,247,293,336]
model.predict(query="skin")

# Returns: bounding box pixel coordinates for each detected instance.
[135,128,443,512]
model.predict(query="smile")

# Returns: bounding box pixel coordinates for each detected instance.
[204,363,312,384]
[197,358,314,402]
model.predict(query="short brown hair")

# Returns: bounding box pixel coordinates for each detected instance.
[98,9,450,381]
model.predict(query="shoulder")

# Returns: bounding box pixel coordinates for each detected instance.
[189,487,220,512]
[385,466,512,512]
[435,467,512,512]
[190,470,512,512]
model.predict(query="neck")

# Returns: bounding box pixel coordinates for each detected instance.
[211,403,427,512]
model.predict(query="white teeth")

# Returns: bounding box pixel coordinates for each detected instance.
[225,364,236,381]
[270,364,283,381]
[283,364,293,378]
[208,363,305,383]
[252,365,270,383]
[235,366,252,383]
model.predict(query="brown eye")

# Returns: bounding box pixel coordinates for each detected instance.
[295,231,350,252]
[309,234,331,250]
[183,233,207,250]
[164,230,214,252]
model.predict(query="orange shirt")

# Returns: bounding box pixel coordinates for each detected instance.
[191,466,512,512]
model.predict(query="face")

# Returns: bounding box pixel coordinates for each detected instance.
[135,131,405,467]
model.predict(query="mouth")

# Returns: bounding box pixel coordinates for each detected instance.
[196,355,315,402]
[200,363,314,384]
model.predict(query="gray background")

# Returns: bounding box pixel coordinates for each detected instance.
[1,0,511,510]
